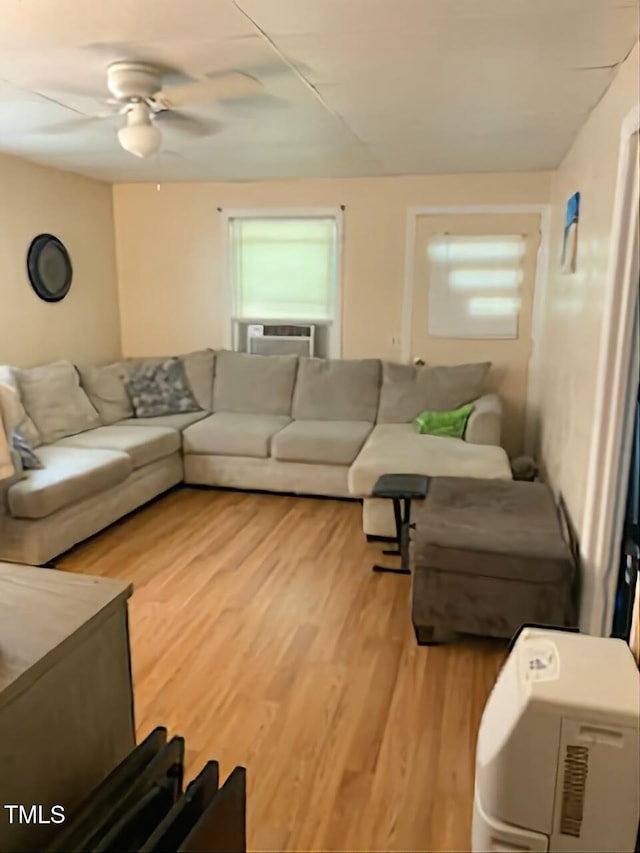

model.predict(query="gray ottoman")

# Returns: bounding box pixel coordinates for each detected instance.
[410,477,577,643]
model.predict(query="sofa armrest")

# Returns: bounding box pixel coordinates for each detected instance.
[465,394,502,446]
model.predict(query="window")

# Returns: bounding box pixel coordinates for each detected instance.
[427,234,526,339]
[229,215,340,323]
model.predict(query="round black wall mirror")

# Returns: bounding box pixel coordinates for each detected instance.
[27,234,73,302]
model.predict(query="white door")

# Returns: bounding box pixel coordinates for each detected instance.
[411,212,541,458]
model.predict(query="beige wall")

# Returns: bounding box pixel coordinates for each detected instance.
[0,153,121,368]
[537,42,639,536]
[113,172,551,362]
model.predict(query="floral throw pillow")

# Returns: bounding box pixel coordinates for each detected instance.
[126,357,201,418]
[11,429,43,470]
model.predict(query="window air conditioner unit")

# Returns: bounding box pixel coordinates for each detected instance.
[247,324,315,357]
[473,626,640,853]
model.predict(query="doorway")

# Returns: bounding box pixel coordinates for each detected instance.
[612,374,640,641]
[581,114,640,636]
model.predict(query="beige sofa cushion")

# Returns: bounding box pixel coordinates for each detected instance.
[78,362,133,425]
[0,366,40,446]
[182,350,215,410]
[18,361,100,445]
[213,352,297,416]
[118,412,209,431]
[8,445,132,519]
[348,423,512,496]
[56,425,180,469]
[272,420,373,465]
[183,412,290,458]
[377,361,491,423]
[292,358,381,422]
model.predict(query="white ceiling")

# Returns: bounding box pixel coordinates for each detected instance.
[0,0,637,182]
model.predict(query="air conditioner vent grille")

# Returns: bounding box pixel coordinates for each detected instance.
[263,324,312,337]
[560,744,589,838]
[250,337,312,357]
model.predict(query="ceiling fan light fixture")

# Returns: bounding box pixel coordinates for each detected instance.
[118,121,162,158]
[118,104,162,158]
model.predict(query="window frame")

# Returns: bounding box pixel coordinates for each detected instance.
[220,207,344,358]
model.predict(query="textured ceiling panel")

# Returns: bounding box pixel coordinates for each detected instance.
[317,66,616,137]
[0,0,636,181]
[0,1,254,48]
[277,9,636,85]
[369,112,590,174]
[235,0,637,36]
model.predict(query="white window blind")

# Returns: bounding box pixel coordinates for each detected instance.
[427,234,526,339]
[230,217,338,321]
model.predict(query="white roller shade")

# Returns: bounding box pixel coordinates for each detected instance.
[231,217,338,321]
[427,234,527,339]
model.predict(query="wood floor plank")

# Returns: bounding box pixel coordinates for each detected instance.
[58,486,506,852]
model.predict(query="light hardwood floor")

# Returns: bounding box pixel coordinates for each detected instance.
[59,486,505,852]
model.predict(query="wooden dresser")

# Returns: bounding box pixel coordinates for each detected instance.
[0,562,135,852]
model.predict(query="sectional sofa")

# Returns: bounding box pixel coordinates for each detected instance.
[0,351,512,565]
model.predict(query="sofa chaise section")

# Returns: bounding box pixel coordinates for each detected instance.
[349,424,513,496]
[348,361,512,536]
[349,424,512,537]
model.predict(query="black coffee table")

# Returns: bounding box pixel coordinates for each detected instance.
[371,474,429,575]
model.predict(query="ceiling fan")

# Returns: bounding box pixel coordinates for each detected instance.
[46,60,263,158]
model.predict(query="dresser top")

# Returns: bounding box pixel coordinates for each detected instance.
[0,562,131,706]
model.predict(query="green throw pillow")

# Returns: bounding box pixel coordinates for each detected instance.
[415,403,474,439]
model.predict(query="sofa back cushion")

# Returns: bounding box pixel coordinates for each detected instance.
[213,351,298,416]
[181,350,215,411]
[17,360,100,444]
[0,365,41,447]
[78,361,133,425]
[292,358,381,422]
[377,361,491,423]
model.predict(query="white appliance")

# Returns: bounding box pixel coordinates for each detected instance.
[246,323,315,357]
[473,627,640,853]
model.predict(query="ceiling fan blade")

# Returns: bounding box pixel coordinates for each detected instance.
[154,72,261,110]
[153,110,223,138]
[221,92,288,115]
[29,80,110,100]
[40,113,116,134]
